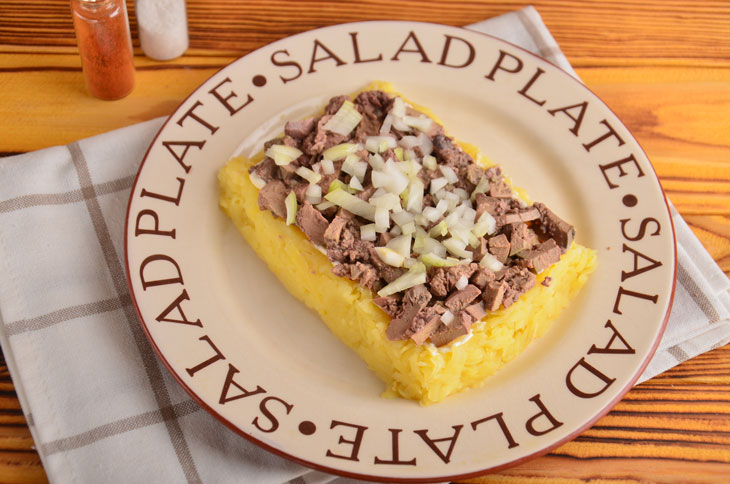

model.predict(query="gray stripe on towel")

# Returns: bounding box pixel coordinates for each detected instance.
[41,399,200,456]
[5,295,131,336]
[0,175,135,213]
[678,263,721,323]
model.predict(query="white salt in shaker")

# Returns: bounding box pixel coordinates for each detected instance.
[135,0,189,60]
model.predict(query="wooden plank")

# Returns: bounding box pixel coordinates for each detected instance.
[0,359,45,484]
[684,215,730,276]
[0,451,47,484]
[0,1,729,64]
[466,456,730,483]
[466,347,730,482]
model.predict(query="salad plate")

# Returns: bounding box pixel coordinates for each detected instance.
[124,21,676,482]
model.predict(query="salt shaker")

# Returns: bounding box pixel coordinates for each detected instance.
[71,0,135,100]
[135,0,189,61]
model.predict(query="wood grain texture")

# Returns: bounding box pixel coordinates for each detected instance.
[0,359,46,484]
[0,0,729,482]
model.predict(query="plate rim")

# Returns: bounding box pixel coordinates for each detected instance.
[123,19,678,482]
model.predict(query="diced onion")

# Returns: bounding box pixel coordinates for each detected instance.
[399,132,433,157]
[371,192,401,212]
[392,97,407,118]
[377,262,427,297]
[349,176,363,191]
[397,159,421,179]
[430,177,448,195]
[443,211,460,228]
[428,221,447,238]
[375,247,405,267]
[443,237,472,259]
[417,133,433,156]
[413,233,426,253]
[323,100,362,135]
[392,211,414,226]
[249,172,267,189]
[305,184,322,204]
[450,227,472,244]
[473,212,497,237]
[441,310,455,326]
[371,169,389,189]
[321,158,335,175]
[342,153,360,177]
[296,166,322,184]
[328,179,347,193]
[389,225,402,236]
[405,179,424,213]
[325,189,376,221]
[403,257,418,268]
[368,153,385,170]
[453,203,467,217]
[360,223,377,242]
[471,176,491,200]
[266,144,302,166]
[442,191,460,210]
[374,206,390,232]
[323,143,358,161]
[454,188,469,201]
[439,165,459,184]
[316,200,334,211]
[353,161,368,182]
[423,155,438,171]
[394,147,404,161]
[422,207,442,223]
[376,160,410,195]
[400,221,416,235]
[365,136,396,153]
[480,252,504,271]
[392,116,410,132]
[414,237,447,258]
[386,234,412,259]
[285,191,297,225]
[371,187,387,199]
[380,113,394,135]
[403,115,433,132]
[461,206,477,225]
[421,252,459,267]
[455,275,469,290]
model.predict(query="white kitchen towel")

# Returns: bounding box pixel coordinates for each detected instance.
[0,6,728,484]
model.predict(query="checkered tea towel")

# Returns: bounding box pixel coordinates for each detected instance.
[0,6,728,484]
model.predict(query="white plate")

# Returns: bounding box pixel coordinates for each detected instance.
[125,21,676,482]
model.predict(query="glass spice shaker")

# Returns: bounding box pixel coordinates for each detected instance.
[71,0,135,100]
[136,0,189,61]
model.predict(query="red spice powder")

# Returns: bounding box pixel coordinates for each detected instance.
[71,0,135,100]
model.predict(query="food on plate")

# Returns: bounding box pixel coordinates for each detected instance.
[218,81,596,404]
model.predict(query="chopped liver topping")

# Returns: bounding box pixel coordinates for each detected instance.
[249,90,576,347]
[296,202,329,246]
[386,284,432,341]
[445,284,481,313]
[257,180,288,219]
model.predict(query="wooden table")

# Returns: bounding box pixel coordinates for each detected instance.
[1,1,728,482]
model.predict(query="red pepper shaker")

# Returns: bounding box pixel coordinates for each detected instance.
[71,0,135,100]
